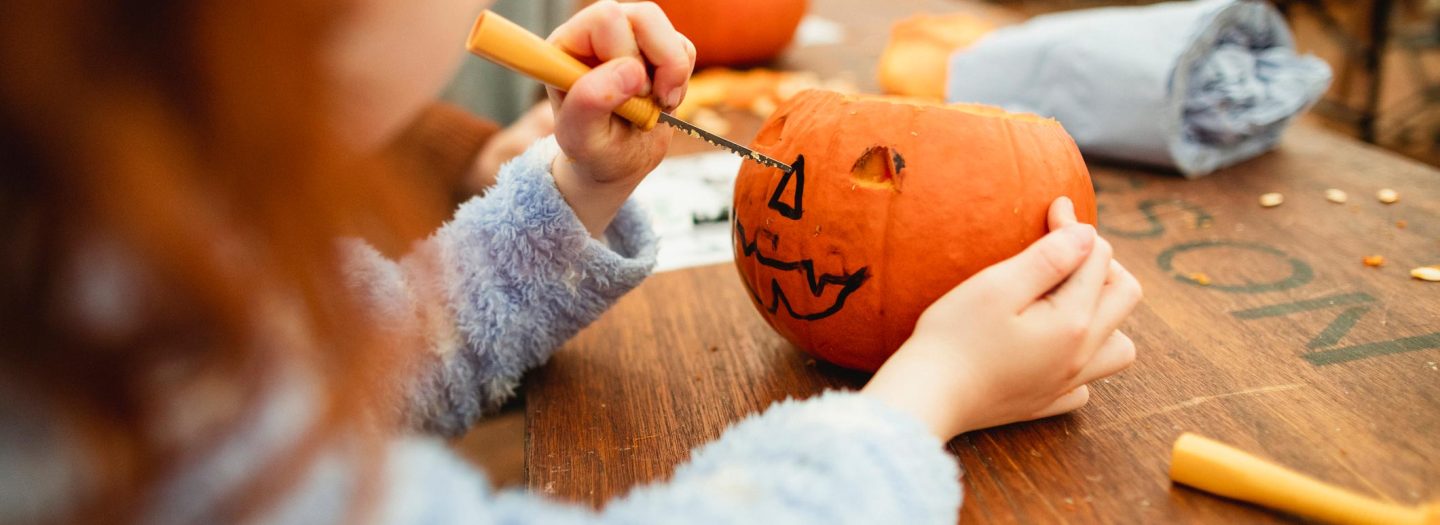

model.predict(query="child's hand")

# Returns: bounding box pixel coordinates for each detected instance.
[862,197,1142,439]
[545,1,695,236]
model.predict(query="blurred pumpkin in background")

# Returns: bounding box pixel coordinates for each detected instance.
[732,90,1095,371]
[645,0,809,67]
[879,13,997,100]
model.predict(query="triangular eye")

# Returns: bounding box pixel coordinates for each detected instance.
[767,155,805,220]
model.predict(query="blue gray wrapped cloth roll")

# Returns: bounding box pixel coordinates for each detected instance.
[945,0,1332,177]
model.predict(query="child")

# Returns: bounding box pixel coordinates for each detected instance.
[0,0,1140,524]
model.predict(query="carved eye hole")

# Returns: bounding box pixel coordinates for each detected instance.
[767,155,805,220]
[754,115,788,147]
[851,146,904,189]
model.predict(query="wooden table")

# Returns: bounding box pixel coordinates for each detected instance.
[525,0,1440,522]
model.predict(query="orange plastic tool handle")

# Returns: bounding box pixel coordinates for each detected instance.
[1171,433,1436,525]
[466,10,660,131]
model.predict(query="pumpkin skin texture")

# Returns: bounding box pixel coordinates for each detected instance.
[646,0,808,67]
[732,90,1097,372]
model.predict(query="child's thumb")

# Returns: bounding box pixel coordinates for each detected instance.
[557,57,649,138]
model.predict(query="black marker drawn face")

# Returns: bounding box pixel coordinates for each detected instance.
[732,89,1097,373]
[733,155,871,321]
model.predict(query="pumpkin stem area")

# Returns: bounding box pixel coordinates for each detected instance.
[850,145,904,190]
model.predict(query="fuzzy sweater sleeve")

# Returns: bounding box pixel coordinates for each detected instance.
[333,391,959,525]
[343,136,657,436]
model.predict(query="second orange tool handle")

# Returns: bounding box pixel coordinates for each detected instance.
[466,10,661,131]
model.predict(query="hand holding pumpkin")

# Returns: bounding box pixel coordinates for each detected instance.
[862,197,1142,440]
[546,1,696,237]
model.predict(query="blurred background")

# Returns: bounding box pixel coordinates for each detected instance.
[453,0,1440,167]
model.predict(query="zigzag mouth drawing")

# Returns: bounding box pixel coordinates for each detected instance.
[733,155,870,321]
[734,220,869,321]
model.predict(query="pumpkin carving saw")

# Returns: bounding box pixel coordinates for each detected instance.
[732,90,1098,372]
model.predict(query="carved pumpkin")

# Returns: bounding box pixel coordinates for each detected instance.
[732,90,1097,371]
[647,0,809,67]
[878,13,997,100]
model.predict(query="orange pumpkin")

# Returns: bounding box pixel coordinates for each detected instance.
[732,90,1097,372]
[647,0,808,67]
[878,13,997,100]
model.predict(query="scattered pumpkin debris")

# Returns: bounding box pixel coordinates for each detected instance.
[1411,266,1440,282]
[1377,188,1399,204]
[1396,220,1408,229]
[1324,188,1348,204]
[1362,255,1385,267]
[1259,193,1284,208]
[1187,272,1213,286]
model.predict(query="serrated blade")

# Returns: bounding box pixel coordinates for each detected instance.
[659,112,793,173]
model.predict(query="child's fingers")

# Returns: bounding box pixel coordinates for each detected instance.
[675,36,695,109]
[550,1,642,68]
[1090,260,1143,340]
[620,2,693,110]
[1069,331,1136,390]
[968,224,1096,312]
[1028,386,1091,420]
[1031,236,1112,320]
[552,57,648,151]
[1047,196,1078,231]
[1072,260,1141,361]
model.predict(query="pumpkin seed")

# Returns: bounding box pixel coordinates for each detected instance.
[1411,267,1440,282]
[1377,188,1399,204]
[1325,188,1348,203]
[1411,266,1440,281]
[1259,193,1284,207]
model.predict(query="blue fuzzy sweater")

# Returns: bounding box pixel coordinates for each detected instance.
[0,137,961,524]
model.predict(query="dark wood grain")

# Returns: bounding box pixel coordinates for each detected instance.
[524,262,871,500]
[526,0,1440,521]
